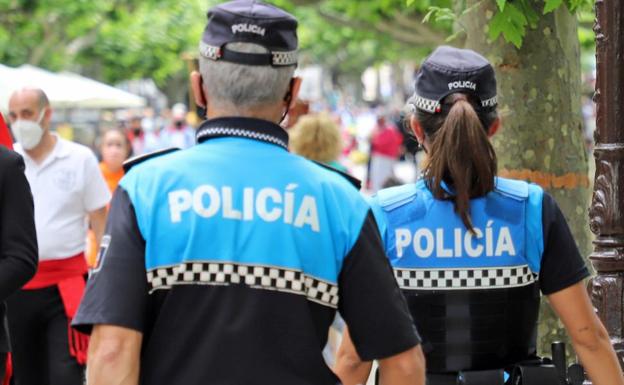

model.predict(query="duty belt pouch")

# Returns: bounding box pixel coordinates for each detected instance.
[457,369,504,385]
[510,364,560,385]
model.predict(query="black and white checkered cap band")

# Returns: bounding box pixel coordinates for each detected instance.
[199,42,298,67]
[147,262,339,308]
[411,95,440,114]
[195,126,288,149]
[394,265,535,291]
[410,94,499,113]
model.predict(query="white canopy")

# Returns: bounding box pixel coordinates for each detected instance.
[0,64,145,112]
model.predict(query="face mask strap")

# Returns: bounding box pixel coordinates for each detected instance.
[279,79,295,125]
[36,108,47,125]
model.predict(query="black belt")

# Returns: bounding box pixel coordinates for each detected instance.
[425,370,504,385]
[426,373,457,385]
[424,364,561,385]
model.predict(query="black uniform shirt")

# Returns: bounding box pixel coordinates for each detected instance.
[73,118,420,385]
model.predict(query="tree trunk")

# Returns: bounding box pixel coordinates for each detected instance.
[463,0,591,356]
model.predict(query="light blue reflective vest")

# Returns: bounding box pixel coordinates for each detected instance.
[118,137,370,308]
[369,177,545,289]
[369,177,546,372]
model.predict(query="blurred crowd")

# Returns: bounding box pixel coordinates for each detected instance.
[54,99,424,201]
[94,102,197,158]
[286,102,421,194]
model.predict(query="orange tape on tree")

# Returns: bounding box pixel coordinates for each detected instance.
[498,169,590,189]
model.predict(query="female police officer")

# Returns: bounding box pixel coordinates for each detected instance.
[334,46,624,385]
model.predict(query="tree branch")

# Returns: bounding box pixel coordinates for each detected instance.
[316,9,445,46]
[28,13,62,65]
[391,12,446,45]
[66,0,124,57]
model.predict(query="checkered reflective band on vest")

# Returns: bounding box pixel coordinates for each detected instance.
[375,178,543,372]
[146,262,339,308]
[118,121,372,313]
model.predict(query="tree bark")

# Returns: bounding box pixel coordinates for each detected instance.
[463,0,591,356]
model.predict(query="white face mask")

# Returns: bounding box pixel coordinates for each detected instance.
[11,109,46,150]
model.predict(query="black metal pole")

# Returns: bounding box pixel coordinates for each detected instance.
[588,0,624,373]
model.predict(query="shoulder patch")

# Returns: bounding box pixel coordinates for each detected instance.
[494,177,529,200]
[123,148,180,172]
[312,161,362,189]
[376,183,418,211]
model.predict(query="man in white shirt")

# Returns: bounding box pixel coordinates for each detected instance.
[6,88,110,385]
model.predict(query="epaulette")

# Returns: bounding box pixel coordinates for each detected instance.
[312,161,362,190]
[494,177,529,200]
[377,183,418,211]
[123,148,180,173]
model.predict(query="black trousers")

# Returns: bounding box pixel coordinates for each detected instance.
[7,286,84,385]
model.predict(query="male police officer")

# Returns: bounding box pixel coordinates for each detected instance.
[73,1,425,384]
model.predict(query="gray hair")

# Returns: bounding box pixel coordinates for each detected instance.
[199,42,295,111]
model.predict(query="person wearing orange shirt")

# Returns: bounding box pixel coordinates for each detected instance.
[86,129,132,267]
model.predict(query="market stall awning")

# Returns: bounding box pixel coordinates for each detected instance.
[0,64,146,112]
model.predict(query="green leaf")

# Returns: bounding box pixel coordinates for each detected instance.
[406,0,415,6]
[422,8,435,23]
[422,6,456,24]
[502,20,523,48]
[487,2,528,48]
[544,0,564,14]
[566,0,590,12]
[436,14,456,22]
[488,10,507,41]
[505,2,529,28]
[496,0,506,11]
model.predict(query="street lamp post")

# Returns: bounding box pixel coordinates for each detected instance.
[588,0,624,372]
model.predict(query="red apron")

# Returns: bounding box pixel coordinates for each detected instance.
[23,253,90,365]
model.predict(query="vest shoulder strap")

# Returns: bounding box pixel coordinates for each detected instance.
[494,177,530,201]
[376,183,419,211]
[123,147,180,172]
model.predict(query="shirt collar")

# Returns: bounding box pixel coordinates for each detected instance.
[18,133,70,166]
[50,134,71,159]
[195,117,289,150]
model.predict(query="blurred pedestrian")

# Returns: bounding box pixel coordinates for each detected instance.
[86,128,132,267]
[6,88,111,385]
[126,115,145,155]
[159,103,195,149]
[368,116,403,192]
[73,2,424,385]
[289,113,348,173]
[99,128,132,191]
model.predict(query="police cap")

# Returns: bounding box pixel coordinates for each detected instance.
[409,46,498,114]
[199,0,298,67]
